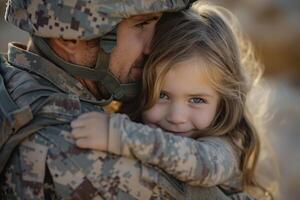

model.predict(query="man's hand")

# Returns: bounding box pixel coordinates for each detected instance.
[71,112,109,151]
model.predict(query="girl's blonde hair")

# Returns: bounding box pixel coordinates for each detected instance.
[132,3,270,198]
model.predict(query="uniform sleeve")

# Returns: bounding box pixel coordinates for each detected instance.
[107,113,241,187]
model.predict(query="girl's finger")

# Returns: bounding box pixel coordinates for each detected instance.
[75,138,92,149]
[70,119,85,128]
[77,111,102,119]
[71,115,95,128]
[71,127,88,139]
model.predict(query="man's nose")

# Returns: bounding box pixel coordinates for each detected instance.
[143,40,152,55]
[166,104,187,125]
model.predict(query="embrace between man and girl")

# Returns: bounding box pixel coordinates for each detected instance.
[0,0,273,199]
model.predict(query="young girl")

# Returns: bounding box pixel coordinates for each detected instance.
[71,3,270,199]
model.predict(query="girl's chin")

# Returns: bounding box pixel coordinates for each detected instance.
[161,128,194,137]
[147,124,159,129]
[146,123,194,138]
[171,131,191,137]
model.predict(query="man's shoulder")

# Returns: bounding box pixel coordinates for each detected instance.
[0,51,103,122]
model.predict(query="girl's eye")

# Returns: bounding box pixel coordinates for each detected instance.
[159,92,169,100]
[189,97,206,104]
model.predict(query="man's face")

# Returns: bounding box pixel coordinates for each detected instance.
[109,13,162,83]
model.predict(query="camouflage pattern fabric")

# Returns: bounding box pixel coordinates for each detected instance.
[5,0,188,40]
[108,113,242,189]
[0,42,172,200]
[0,43,257,200]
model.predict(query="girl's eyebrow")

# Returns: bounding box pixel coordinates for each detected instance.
[161,90,213,98]
[187,93,213,98]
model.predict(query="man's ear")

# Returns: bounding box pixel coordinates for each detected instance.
[50,38,78,54]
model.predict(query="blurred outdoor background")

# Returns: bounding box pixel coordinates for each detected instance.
[0,0,299,199]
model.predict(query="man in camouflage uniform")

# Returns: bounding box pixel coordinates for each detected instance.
[0,0,255,199]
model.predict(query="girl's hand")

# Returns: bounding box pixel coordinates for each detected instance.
[71,112,109,151]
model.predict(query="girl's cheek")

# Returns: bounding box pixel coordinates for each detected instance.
[192,110,211,130]
[142,105,164,124]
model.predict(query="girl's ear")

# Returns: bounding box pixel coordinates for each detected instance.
[50,38,79,54]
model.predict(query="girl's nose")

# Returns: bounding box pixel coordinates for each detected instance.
[166,104,187,125]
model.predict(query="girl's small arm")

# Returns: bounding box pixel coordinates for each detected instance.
[107,113,241,187]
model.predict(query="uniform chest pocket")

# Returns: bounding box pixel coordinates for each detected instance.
[38,93,82,122]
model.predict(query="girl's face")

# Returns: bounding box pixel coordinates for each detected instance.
[142,58,220,138]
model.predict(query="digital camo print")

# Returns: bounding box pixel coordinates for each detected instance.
[108,113,242,189]
[5,0,188,40]
[0,43,256,199]
[0,42,169,200]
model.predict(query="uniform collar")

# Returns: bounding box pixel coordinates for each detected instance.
[7,42,97,101]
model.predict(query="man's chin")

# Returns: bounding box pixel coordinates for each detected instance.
[127,66,143,83]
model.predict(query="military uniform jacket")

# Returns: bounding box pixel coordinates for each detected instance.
[0,43,256,200]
